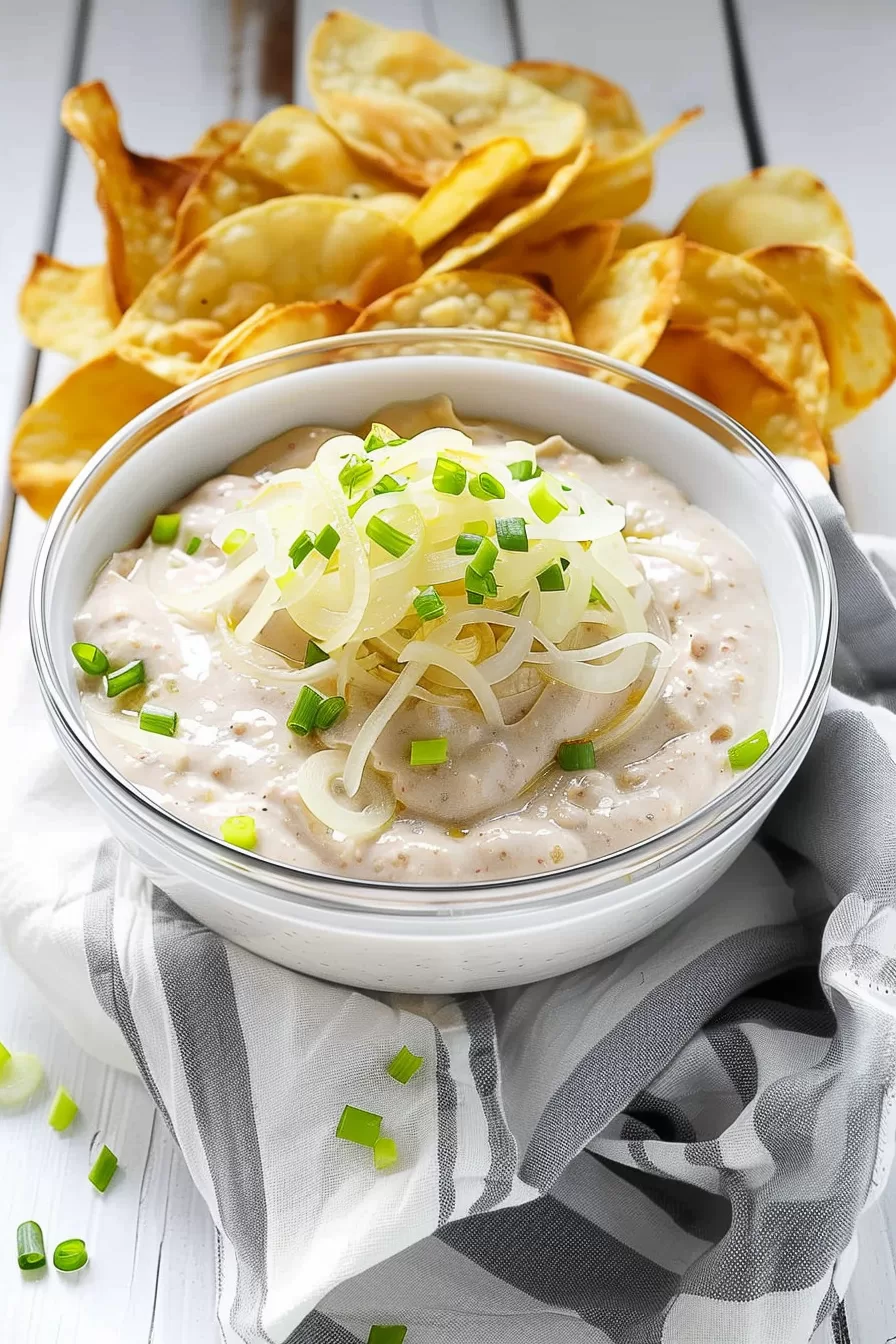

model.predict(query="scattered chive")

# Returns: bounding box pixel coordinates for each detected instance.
[496,516,528,552]
[139,705,178,737]
[314,524,340,559]
[508,459,541,481]
[336,1104,382,1147]
[536,562,567,593]
[88,1144,118,1193]
[220,815,257,850]
[151,513,180,545]
[373,1137,398,1171]
[48,1087,78,1132]
[455,532,485,556]
[315,696,347,730]
[559,556,570,571]
[728,729,769,771]
[71,642,109,676]
[387,1046,424,1085]
[338,454,373,496]
[366,515,413,558]
[373,473,407,495]
[468,471,505,501]
[589,583,609,608]
[410,737,448,767]
[304,639,329,668]
[465,566,498,598]
[413,587,446,622]
[529,476,567,524]
[17,1222,46,1271]
[52,1239,88,1273]
[467,591,485,605]
[222,527,249,555]
[105,660,145,698]
[469,536,498,577]
[0,1042,10,1070]
[363,423,406,453]
[288,686,324,736]
[367,1329,407,1344]
[185,535,202,556]
[288,530,314,568]
[557,739,596,771]
[433,456,467,495]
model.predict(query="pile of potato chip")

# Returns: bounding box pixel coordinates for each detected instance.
[12,10,896,516]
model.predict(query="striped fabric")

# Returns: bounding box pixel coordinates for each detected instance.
[4,473,896,1344]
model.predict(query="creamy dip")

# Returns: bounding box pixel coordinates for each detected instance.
[74,397,778,881]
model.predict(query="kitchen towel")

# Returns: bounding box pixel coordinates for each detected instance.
[3,462,896,1344]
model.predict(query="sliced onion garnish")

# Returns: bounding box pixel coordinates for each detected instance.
[216,616,334,690]
[294,748,394,840]
[151,548,265,616]
[593,657,671,755]
[235,577,282,645]
[625,538,713,593]
[86,705,188,758]
[396,640,503,727]
[344,660,427,797]
[525,630,673,666]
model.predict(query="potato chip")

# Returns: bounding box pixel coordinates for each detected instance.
[349,270,573,342]
[114,195,422,384]
[362,193,420,222]
[200,300,358,372]
[574,236,685,372]
[10,353,173,518]
[173,153,288,250]
[745,244,896,428]
[404,139,533,252]
[672,242,830,423]
[233,105,399,194]
[61,82,198,309]
[191,119,253,156]
[646,326,828,474]
[475,221,620,313]
[508,61,645,165]
[306,11,585,189]
[675,166,854,258]
[18,255,119,361]
[615,220,664,253]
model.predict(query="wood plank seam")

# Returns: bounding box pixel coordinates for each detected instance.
[721,0,769,167]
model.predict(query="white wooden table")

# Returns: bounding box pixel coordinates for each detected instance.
[1,2,895,1340]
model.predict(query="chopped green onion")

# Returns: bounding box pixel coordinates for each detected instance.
[455,532,484,556]
[373,473,407,495]
[338,454,374,496]
[464,519,489,536]
[366,515,414,558]
[529,476,567,524]
[413,587,446,622]
[105,660,145,698]
[363,424,406,453]
[367,1327,407,1344]
[52,1239,88,1273]
[495,516,528,552]
[314,523,340,559]
[139,705,178,737]
[220,816,256,850]
[288,686,324,736]
[387,1046,424,1084]
[151,513,180,545]
[88,1144,118,1193]
[288,530,314,568]
[17,1221,46,1271]
[336,1104,382,1147]
[315,696,347,730]
[410,737,448,767]
[468,471,505,501]
[433,456,467,495]
[48,1086,78,1132]
[465,566,498,598]
[0,1041,10,1070]
[589,583,609,608]
[304,639,329,668]
[559,556,570,571]
[728,729,769,771]
[222,527,249,555]
[536,562,567,593]
[185,535,202,556]
[508,459,541,481]
[557,739,596,771]
[467,591,485,605]
[373,1137,398,1171]
[469,536,498,577]
[71,642,109,676]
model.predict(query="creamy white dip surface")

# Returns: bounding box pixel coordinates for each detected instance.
[74,397,778,882]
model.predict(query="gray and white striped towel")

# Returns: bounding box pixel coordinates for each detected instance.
[3,466,896,1344]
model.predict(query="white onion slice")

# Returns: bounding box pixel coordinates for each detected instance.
[235,578,282,644]
[86,706,188,759]
[152,550,264,616]
[525,630,673,666]
[0,1053,44,1107]
[397,641,503,726]
[294,749,394,839]
[216,617,334,690]
[344,661,426,797]
[593,659,670,755]
[625,538,713,593]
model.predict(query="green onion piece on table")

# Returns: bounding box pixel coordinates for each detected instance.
[139,705,178,737]
[469,536,498,577]
[336,1104,382,1147]
[314,524,341,559]
[185,535,202,556]
[529,476,567,524]
[220,816,257,850]
[455,532,485,556]
[52,1239,88,1273]
[288,530,314,568]
[387,1046,424,1084]
[413,587,446,622]
[48,1086,78,1132]
[373,473,407,496]
[536,562,567,593]
[373,1137,398,1171]
[366,516,414,558]
[468,471,505,501]
[410,738,448,767]
[304,640,329,668]
[222,527,249,555]
[508,459,541,481]
[151,513,181,544]
[16,1221,46,1271]
[288,686,324,735]
[71,642,109,676]
[367,1326,407,1344]
[496,516,528,552]
[105,660,145,698]
[728,729,769,770]
[88,1144,118,1193]
[557,739,596,771]
[315,696,347,730]
[432,456,467,495]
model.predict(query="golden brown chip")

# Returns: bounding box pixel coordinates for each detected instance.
[173,152,288,250]
[362,192,420,222]
[18,255,119,361]
[114,195,423,384]
[306,11,585,189]
[675,166,854,258]
[191,119,253,156]
[745,243,896,427]
[672,242,830,423]
[404,139,533,252]
[10,353,174,518]
[615,219,664,253]
[573,236,685,373]
[349,270,573,342]
[508,61,645,165]
[233,105,401,194]
[61,82,199,310]
[475,221,620,313]
[200,300,358,372]
[646,325,828,475]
